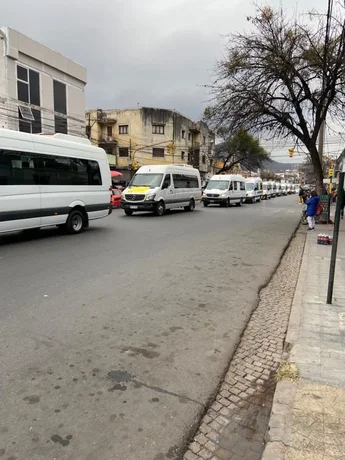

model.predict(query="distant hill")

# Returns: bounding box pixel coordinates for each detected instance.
[262,159,300,172]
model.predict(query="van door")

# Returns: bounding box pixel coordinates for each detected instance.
[161,174,174,209]
[229,180,235,203]
[0,150,41,233]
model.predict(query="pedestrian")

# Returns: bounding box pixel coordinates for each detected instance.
[306,190,320,231]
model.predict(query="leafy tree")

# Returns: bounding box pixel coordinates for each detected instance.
[205,4,345,192]
[215,129,269,174]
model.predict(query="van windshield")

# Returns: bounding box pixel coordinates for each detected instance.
[246,183,255,191]
[129,173,163,188]
[206,180,229,191]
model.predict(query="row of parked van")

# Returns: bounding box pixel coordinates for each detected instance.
[202,175,297,207]
[120,166,297,216]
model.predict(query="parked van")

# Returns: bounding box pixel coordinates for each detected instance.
[121,164,201,216]
[271,181,277,197]
[0,129,112,235]
[262,181,273,200]
[276,183,282,196]
[281,184,288,196]
[202,174,246,207]
[245,177,263,203]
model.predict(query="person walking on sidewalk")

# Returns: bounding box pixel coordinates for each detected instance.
[306,190,320,231]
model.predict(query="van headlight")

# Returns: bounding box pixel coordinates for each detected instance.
[121,193,126,201]
[220,193,227,198]
[145,193,156,201]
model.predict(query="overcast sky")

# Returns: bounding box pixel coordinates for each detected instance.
[2,0,334,163]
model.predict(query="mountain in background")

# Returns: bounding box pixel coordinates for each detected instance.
[262,158,301,172]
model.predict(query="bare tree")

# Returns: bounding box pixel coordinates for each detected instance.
[205,4,345,193]
[215,129,269,173]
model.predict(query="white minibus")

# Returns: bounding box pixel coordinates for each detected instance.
[262,181,273,200]
[245,177,263,203]
[121,164,201,216]
[0,129,112,235]
[202,174,246,207]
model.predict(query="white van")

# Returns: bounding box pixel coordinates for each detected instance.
[281,184,288,196]
[121,164,201,216]
[271,181,277,197]
[262,181,273,200]
[202,174,246,207]
[276,183,282,196]
[0,129,112,235]
[245,177,263,203]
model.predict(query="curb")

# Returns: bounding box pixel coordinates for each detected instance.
[261,229,308,460]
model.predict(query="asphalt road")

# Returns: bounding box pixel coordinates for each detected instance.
[0,196,300,460]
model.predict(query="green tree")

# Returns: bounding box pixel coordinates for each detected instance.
[215,129,269,174]
[205,5,345,193]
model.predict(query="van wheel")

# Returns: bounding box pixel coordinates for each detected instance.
[184,199,195,212]
[66,209,85,234]
[203,201,209,207]
[125,210,133,216]
[225,198,230,208]
[155,201,165,216]
[236,199,242,207]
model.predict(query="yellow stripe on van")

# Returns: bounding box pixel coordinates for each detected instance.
[127,186,150,194]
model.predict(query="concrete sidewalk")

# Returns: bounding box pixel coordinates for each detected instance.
[262,215,345,460]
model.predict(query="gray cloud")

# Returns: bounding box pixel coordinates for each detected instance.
[2,0,326,124]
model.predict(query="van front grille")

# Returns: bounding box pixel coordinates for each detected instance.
[206,193,220,198]
[125,194,145,201]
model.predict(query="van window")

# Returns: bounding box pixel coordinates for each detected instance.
[0,149,102,186]
[229,181,233,191]
[205,180,229,191]
[240,182,246,191]
[172,174,198,189]
[130,173,163,188]
[162,174,171,189]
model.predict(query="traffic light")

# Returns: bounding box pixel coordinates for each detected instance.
[288,148,294,158]
[167,143,175,154]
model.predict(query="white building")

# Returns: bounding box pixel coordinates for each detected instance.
[0,26,87,136]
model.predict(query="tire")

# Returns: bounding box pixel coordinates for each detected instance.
[155,201,165,216]
[124,210,133,216]
[225,198,230,208]
[236,199,242,207]
[203,201,209,207]
[184,199,195,212]
[66,209,85,234]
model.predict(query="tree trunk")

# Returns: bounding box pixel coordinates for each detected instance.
[309,146,325,194]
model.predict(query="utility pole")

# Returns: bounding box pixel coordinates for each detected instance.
[318,121,325,162]
[327,171,344,304]
[172,110,175,164]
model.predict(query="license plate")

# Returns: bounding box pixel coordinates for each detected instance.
[130,206,138,210]
[210,200,215,203]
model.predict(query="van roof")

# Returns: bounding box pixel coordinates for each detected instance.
[136,164,199,174]
[210,174,245,180]
[0,128,106,159]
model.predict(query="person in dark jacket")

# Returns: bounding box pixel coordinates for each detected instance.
[306,190,320,231]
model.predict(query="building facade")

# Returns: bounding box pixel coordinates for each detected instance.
[85,107,215,182]
[0,26,87,136]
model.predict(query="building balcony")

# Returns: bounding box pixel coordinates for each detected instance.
[96,109,117,124]
[98,136,118,147]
